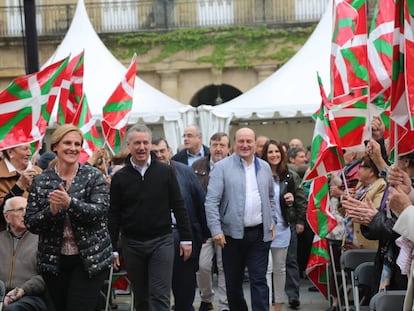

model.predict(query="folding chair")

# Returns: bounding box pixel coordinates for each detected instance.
[104,266,134,311]
[369,290,406,311]
[340,249,376,311]
[353,262,376,311]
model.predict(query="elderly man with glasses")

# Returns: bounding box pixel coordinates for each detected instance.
[0,196,47,311]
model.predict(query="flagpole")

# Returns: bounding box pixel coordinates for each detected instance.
[328,240,343,311]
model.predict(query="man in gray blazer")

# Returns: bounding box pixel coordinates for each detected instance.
[205,127,276,311]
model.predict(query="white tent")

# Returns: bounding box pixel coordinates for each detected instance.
[44,0,195,152]
[197,0,332,144]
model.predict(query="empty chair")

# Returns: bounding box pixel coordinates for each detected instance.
[353,262,376,311]
[340,249,377,310]
[369,290,406,311]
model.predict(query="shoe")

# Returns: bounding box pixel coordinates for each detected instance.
[326,306,337,311]
[308,285,319,292]
[199,301,214,311]
[288,298,300,309]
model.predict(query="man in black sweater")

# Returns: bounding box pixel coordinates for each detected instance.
[109,124,192,311]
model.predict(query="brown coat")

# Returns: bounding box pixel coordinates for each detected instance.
[353,177,387,249]
[0,159,41,230]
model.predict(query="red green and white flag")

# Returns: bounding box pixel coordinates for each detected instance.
[390,0,410,129]
[404,0,414,129]
[306,235,330,298]
[331,0,369,98]
[72,95,103,163]
[102,56,136,155]
[330,93,370,149]
[307,175,338,238]
[57,51,84,125]
[0,57,69,150]
[367,0,395,101]
[304,76,345,181]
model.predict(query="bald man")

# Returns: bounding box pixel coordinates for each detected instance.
[205,128,276,311]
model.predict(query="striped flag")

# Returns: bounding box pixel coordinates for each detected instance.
[331,0,369,98]
[390,0,410,128]
[306,235,330,298]
[404,0,414,129]
[102,56,136,154]
[72,95,103,163]
[367,0,395,100]
[307,175,338,238]
[304,76,345,181]
[0,57,69,150]
[57,51,84,125]
[330,93,370,149]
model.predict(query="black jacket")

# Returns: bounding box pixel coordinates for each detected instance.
[171,160,209,258]
[361,206,407,290]
[279,170,307,226]
[172,145,210,165]
[109,155,192,248]
[25,164,113,277]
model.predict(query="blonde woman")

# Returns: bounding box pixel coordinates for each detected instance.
[25,124,113,311]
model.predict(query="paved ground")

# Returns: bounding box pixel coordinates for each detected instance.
[112,277,329,311]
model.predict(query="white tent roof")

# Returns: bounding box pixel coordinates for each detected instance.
[44,0,194,124]
[198,0,332,141]
[43,0,195,151]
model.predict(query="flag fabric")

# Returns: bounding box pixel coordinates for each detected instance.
[102,56,136,155]
[57,51,85,125]
[307,175,338,238]
[306,235,330,298]
[71,95,103,163]
[331,0,369,98]
[404,0,414,129]
[367,0,395,100]
[0,57,69,150]
[389,119,414,160]
[330,93,370,149]
[304,76,345,181]
[388,0,414,158]
[390,0,410,128]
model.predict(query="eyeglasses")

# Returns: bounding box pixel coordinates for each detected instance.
[4,207,26,213]
[182,133,199,138]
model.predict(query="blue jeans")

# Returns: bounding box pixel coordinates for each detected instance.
[222,225,271,311]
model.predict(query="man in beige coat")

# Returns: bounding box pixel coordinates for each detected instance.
[0,196,47,311]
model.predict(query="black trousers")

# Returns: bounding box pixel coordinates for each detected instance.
[43,255,108,311]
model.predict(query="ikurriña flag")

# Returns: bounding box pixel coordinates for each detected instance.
[307,175,338,239]
[331,0,368,98]
[72,95,103,163]
[330,92,370,149]
[367,0,395,101]
[306,235,330,298]
[0,57,69,150]
[57,51,85,125]
[304,75,345,181]
[102,55,136,154]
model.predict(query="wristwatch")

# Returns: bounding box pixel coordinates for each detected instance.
[378,166,389,179]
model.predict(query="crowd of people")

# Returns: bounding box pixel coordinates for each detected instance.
[1,119,414,311]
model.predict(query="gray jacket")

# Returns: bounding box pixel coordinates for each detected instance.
[205,153,276,242]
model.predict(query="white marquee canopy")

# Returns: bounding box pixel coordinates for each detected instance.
[44,0,195,152]
[197,0,332,144]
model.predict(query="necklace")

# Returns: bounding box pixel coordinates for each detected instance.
[55,163,79,190]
